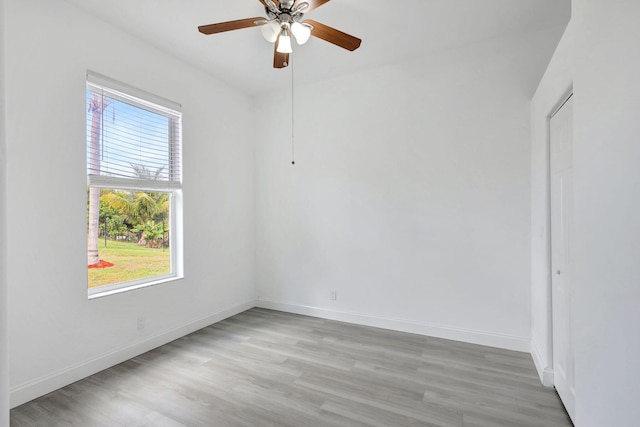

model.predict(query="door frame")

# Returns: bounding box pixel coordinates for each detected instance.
[545,88,574,383]
[547,89,575,421]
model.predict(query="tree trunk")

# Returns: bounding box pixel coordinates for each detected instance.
[87,187,100,265]
[87,93,104,265]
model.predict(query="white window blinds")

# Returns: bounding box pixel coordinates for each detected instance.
[86,72,182,187]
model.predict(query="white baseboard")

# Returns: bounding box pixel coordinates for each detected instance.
[531,340,554,387]
[256,298,531,353]
[10,300,255,408]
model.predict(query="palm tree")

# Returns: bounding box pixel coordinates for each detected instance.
[100,167,170,248]
[87,93,108,265]
[130,164,165,181]
[129,166,169,228]
[101,190,169,223]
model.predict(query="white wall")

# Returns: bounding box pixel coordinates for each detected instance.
[531,1,640,424]
[0,0,9,422]
[573,1,640,424]
[6,0,255,406]
[255,28,563,351]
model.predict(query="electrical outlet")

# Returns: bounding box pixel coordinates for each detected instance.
[137,316,145,331]
[330,291,337,301]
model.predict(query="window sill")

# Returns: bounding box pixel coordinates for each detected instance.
[88,274,183,300]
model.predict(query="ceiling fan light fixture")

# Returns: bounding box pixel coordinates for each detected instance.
[276,31,293,53]
[291,22,311,45]
[261,20,281,43]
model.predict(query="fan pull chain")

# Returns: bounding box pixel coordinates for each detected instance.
[291,55,295,166]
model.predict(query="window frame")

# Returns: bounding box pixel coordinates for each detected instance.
[86,72,183,299]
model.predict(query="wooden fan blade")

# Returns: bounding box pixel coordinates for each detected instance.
[258,0,280,9]
[302,0,330,12]
[198,17,264,35]
[273,38,290,68]
[304,19,361,51]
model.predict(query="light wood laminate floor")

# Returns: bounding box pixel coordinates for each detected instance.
[11,308,572,426]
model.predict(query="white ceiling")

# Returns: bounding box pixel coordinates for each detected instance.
[62,0,571,95]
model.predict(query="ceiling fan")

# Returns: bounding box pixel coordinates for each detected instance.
[198,0,361,69]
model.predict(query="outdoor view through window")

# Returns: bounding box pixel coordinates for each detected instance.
[86,73,182,297]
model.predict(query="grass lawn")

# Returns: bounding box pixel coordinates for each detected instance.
[88,239,170,288]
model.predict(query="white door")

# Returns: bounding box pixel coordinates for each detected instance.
[550,95,575,423]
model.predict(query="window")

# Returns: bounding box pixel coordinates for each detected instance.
[86,72,182,298]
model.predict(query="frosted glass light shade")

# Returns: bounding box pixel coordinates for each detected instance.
[261,21,281,43]
[291,22,311,45]
[277,34,293,53]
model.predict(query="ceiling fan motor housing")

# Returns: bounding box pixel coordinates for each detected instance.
[266,2,306,26]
